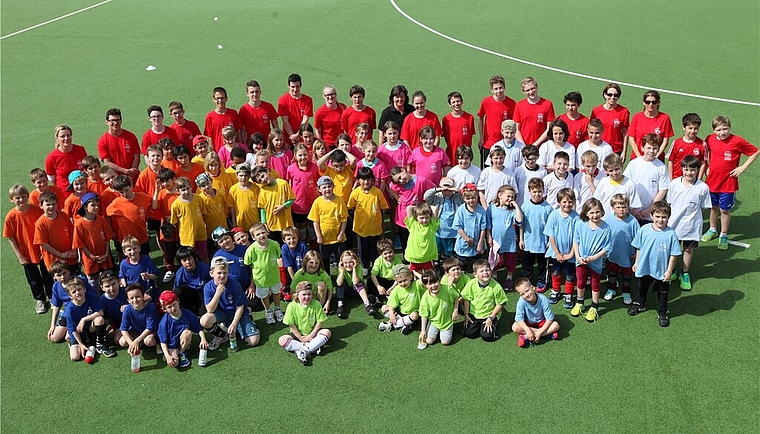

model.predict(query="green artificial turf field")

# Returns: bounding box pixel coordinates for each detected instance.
[1,1,758,432]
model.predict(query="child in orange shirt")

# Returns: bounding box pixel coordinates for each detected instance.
[62,170,90,223]
[73,193,114,287]
[82,155,108,196]
[29,168,64,209]
[155,168,180,282]
[173,144,205,191]
[4,184,52,313]
[34,191,77,273]
[106,174,152,255]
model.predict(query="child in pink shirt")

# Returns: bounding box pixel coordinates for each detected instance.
[268,128,293,178]
[354,140,389,192]
[410,126,450,186]
[377,121,412,172]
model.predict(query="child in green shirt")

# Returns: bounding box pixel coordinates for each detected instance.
[403,201,440,278]
[378,264,424,334]
[461,259,507,342]
[291,250,333,314]
[418,269,460,349]
[243,222,284,324]
[278,281,330,366]
[369,237,403,306]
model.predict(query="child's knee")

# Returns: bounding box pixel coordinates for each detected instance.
[179,330,193,348]
[144,334,158,347]
[409,312,419,321]
[200,313,216,328]
[93,316,105,326]
[318,329,331,339]
[246,335,260,347]
[511,322,521,333]
[278,335,291,348]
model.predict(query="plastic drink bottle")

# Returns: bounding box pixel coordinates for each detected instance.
[198,348,208,367]
[131,349,141,373]
[84,346,95,364]
[230,335,238,352]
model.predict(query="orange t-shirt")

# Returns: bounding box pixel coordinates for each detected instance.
[87,179,108,196]
[135,167,163,221]
[34,212,76,268]
[30,185,65,211]
[63,193,87,223]
[175,163,205,191]
[158,190,179,241]
[73,216,114,275]
[3,205,43,264]
[106,192,151,244]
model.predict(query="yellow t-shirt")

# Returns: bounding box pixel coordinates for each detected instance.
[210,170,237,196]
[347,186,389,237]
[170,195,208,246]
[258,179,295,231]
[229,183,259,231]
[307,195,347,245]
[198,188,234,236]
[321,166,354,205]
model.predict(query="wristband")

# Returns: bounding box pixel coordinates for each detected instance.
[488,316,497,322]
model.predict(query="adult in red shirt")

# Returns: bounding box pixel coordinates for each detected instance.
[45,125,88,195]
[591,83,630,156]
[168,101,202,147]
[477,75,516,161]
[625,90,674,161]
[239,79,279,144]
[400,90,442,149]
[277,73,313,145]
[314,85,346,147]
[141,105,179,154]
[204,87,243,152]
[97,108,141,182]
[377,85,415,145]
[341,84,377,143]
[513,77,555,147]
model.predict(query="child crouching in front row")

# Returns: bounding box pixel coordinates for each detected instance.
[378,264,424,334]
[461,259,507,342]
[279,281,331,366]
[418,269,459,349]
[512,277,560,347]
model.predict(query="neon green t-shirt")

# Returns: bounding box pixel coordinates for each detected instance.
[370,254,403,280]
[339,264,364,286]
[283,299,327,336]
[419,285,459,330]
[387,280,424,314]
[243,239,281,287]
[460,278,507,319]
[403,215,440,263]
[291,269,333,291]
[440,273,470,297]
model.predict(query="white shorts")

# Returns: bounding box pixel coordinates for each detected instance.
[256,282,283,299]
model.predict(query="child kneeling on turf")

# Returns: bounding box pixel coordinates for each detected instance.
[157,290,209,369]
[512,277,560,347]
[461,259,507,341]
[279,281,331,366]
[120,283,160,354]
[378,264,425,334]
[200,257,260,351]
[63,278,115,360]
[418,269,459,348]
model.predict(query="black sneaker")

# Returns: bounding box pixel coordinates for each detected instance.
[658,313,670,327]
[336,304,347,319]
[368,294,383,309]
[401,325,413,335]
[96,343,116,358]
[365,304,376,315]
[627,302,646,316]
[314,347,323,356]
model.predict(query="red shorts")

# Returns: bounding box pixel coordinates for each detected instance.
[409,261,435,272]
[526,319,546,329]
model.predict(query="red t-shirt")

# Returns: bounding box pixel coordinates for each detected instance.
[170,120,202,148]
[3,205,43,264]
[97,129,140,171]
[314,103,346,146]
[590,104,630,153]
[665,137,705,178]
[239,101,278,142]
[45,145,88,193]
[400,111,443,149]
[477,95,516,146]
[704,134,758,193]
[627,111,674,160]
[442,111,476,162]
[141,127,179,155]
[341,105,377,143]
[204,109,242,152]
[277,93,314,144]
[557,113,590,148]
[513,98,555,145]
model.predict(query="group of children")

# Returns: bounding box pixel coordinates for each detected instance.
[4,74,758,366]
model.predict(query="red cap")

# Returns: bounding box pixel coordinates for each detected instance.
[192,135,208,146]
[159,290,178,306]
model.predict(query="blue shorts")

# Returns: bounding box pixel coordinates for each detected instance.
[213,310,260,339]
[710,192,735,211]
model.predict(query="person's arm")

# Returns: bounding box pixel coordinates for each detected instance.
[518,223,526,251]
[482,303,502,333]
[335,263,345,286]
[205,283,225,312]
[476,228,486,255]
[462,299,471,327]
[350,265,361,285]
[77,310,103,333]
[48,305,61,340]
[41,243,75,261]
[477,116,486,149]
[698,160,708,180]
[419,315,428,343]
[531,124,550,148]
[316,149,334,171]
[313,221,323,244]
[370,273,385,295]
[337,220,347,244]
[514,124,525,145]
[628,136,642,159]
[664,254,678,282]
[731,149,760,177]
[549,236,563,263]
[666,160,674,179]
[653,189,667,203]
[7,237,30,264]
[573,240,585,265]
[658,138,670,158]
[228,304,244,336]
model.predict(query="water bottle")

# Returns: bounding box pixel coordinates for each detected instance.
[130,349,141,373]
[84,346,95,364]
[229,334,238,352]
[198,348,208,367]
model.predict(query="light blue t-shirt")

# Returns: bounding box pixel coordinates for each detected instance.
[573,221,613,274]
[452,203,488,257]
[603,213,639,268]
[631,224,682,279]
[544,209,579,260]
[487,205,520,254]
[521,200,553,253]
[515,293,554,324]
[437,196,459,239]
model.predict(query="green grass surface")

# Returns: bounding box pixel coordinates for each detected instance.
[2,1,759,432]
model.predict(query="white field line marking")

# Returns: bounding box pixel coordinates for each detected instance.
[389,0,760,107]
[727,240,751,249]
[1,0,113,40]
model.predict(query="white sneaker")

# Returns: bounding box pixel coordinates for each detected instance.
[35,300,48,314]
[603,289,616,301]
[377,321,393,332]
[162,271,175,283]
[265,310,276,325]
[274,308,284,323]
[208,335,228,351]
[296,348,309,365]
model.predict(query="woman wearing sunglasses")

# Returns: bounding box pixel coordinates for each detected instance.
[591,83,630,160]
[625,90,674,162]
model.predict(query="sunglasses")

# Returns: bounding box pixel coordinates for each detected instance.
[605,92,620,97]
[644,100,659,105]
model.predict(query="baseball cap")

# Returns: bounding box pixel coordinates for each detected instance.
[192,135,208,146]
[195,172,212,187]
[67,170,86,191]
[392,264,411,276]
[211,226,231,243]
[210,256,232,267]
[317,175,333,187]
[235,162,251,174]
[159,290,178,306]
[439,177,455,188]
[77,192,99,216]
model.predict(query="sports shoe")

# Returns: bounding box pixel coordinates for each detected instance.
[368,294,383,309]
[178,352,190,368]
[536,282,547,293]
[517,334,530,348]
[549,332,559,340]
[622,293,633,305]
[417,340,428,350]
[314,347,323,356]
[669,271,678,282]
[548,290,560,304]
[627,302,646,316]
[162,271,175,283]
[563,294,573,309]
[35,300,48,314]
[570,303,584,317]
[585,306,598,323]
[503,278,514,292]
[336,304,347,319]
[377,321,393,332]
[717,236,729,251]
[658,312,670,327]
[401,325,413,335]
[208,335,229,351]
[701,228,718,243]
[265,310,276,325]
[280,288,292,302]
[365,304,376,315]
[96,343,116,358]
[679,272,692,291]
[274,308,284,323]
[603,289,616,301]
[296,348,309,365]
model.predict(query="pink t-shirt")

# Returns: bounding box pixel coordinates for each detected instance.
[218,143,250,168]
[390,176,435,227]
[286,162,319,215]
[270,149,294,179]
[411,147,450,186]
[378,142,413,171]
[355,158,389,184]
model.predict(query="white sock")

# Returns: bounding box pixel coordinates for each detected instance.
[305,334,328,353]
[285,339,303,352]
[393,315,411,329]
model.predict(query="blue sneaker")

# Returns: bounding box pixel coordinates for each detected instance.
[178,352,190,368]
[548,291,560,304]
[622,293,633,305]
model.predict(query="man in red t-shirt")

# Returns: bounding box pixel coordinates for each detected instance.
[97,108,141,182]
[477,74,516,161]
[204,87,243,152]
[277,73,313,145]
[513,77,555,147]
[239,79,279,144]
[142,105,179,154]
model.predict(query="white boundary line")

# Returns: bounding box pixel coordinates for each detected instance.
[0,0,113,40]
[389,0,760,107]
